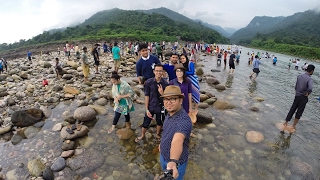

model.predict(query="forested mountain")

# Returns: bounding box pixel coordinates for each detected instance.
[194,19,232,37]
[229,16,285,43]
[141,7,232,38]
[0,8,228,52]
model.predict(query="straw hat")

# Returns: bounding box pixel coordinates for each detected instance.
[160,85,184,98]
[174,64,186,71]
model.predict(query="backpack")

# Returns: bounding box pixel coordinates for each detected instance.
[0,60,3,69]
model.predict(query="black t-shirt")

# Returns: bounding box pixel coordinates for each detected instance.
[92,48,99,61]
[229,54,235,65]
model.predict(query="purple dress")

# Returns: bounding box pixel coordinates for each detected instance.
[169,78,192,113]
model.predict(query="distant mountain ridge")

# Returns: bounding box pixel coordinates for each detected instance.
[193,19,232,37]
[230,9,320,46]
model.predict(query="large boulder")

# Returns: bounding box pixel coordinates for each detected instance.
[11,109,44,127]
[43,62,52,68]
[66,148,104,174]
[64,86,80,95]
[213,100,236,110]
[116,128,134,140]
[60,125,89,140]
[62,74,73,80]
[88,105,108,115]
[95,98,108,106]
[206,78,220,85]
[245,131,264,143]
[196,68,204,76]
[289,158,315,179]
[27,158,46,177]
[66,61,78,69]
[196,112,213,124]
[73,106,96,122]
[0,74,8,81]
[215,84,226,91]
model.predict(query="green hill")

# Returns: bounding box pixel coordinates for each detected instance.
[0,8,228,53]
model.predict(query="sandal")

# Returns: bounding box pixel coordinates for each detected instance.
[135,137,143,143]
[76,124,82,131]
[66,127,74,134]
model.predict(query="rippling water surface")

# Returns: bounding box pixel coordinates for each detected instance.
[0,46,319,179]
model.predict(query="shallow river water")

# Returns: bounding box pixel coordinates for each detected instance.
[0,46,319,180]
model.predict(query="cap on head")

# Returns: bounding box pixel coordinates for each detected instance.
[160,85,184,98]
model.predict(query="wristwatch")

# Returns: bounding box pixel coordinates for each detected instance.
[169,159,179,168]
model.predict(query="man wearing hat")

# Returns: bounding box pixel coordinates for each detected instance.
[81,46,90,82]
[284,64,315,131]
[159,85,192,180]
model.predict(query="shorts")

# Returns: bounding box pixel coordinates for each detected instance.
[67,51,70,57]
[224,59,227,64]
[82,64,90,77]
[94,59,100,66]
[135,52,138,56]
[114,60,121,68]
[229,64,235,69]
[253,68,260,73]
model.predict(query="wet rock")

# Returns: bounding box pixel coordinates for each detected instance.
[52,86,63,92]
[250,107,259,112]
[51,157,66,172]
[42,166,54,180]
[185,161,213,180]
[61,150,75,158]
[34,121,45,128]
[198,102,209,109]
[96,98,108,106]
[196,112,213,124]
[0,74,8,81]
[210,69,221,72]
[105,154,126,167]
[19,71,28,79]
[40,106,52,118]
[66,148,104,174]
[289,158,315,179]
[0,125,12,135]
[116,128,134,140]
[43,62,52,68]
[60,125,89,140]
[11,134,23,145]
[11,108,44,127]
[62,74,73,80]
[61,140,76,151]
[245,131,264,143]
[64,116,76,124]
[204,97,217,105]
[200,94,209,102]
[24,126,40,139]
[73,106,96,122]
[215,84,226,91]
[27,158,45,177]
[203,134,215,143]
[63,86,80,95]
[0,92,9,97]
[88,105,108,115]
[52,123,62,131]
[213,100,236,110]
[7,97,16,106]
[196,68,204,76]
[254,97,265,102]
[206,78,220,85]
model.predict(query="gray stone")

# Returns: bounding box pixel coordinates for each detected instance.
[24,126,40,139]
[206,78,220,85]
[60,125,89,140]
[204,97,217,105]
[0,74,8,81]
[7,97,16,106]
[50,157,66,172]
[0,125,12,135]
[96,98,108,106]
[196,112,213,124]
[198,102,209,109]
[11,134,23,145]
[43,62,52,68]
[215,84,226,91]
[11,108,44,127]
[19,71,28,79]
[61,140,76,151]
[203,134,215,143]
[0,92,9,97]
[73,106,96,122]
[42,166,54,180]
[105,154,126,167]
[66,148,104,174]
[116,128,134,140]
[34,121,45,128]
[62,74,73,80]
[52,86,63,92]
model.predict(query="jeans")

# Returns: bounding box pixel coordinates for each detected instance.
[160,154,187,180]
[113,111,130,125]
[285,96,308,121]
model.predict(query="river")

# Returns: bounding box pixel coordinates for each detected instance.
[0,46,319,179]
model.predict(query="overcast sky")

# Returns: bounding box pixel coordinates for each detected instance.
[0,0,320,44]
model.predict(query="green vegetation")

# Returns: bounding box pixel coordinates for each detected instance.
[0,8,228,53]
[249,37,320,59]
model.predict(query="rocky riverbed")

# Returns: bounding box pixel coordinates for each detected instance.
[0,45,318,180]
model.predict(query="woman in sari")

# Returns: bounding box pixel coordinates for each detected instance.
[108,71,136,133]
[180,54,200,112]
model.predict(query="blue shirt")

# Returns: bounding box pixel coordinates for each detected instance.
[163,64,176,81]
[252,58,261,69]
[160,107,192,164]
[27,52,32,57]
[112,46,120,60]
[144,78,168,113]
[136,55,161,80]
[295,73,313,96]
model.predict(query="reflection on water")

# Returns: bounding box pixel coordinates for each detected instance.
[0,47,320,179]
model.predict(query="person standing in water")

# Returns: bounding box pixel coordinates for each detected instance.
[288,59,292,70]
[249,55,261,80]
[284,65,315,131]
